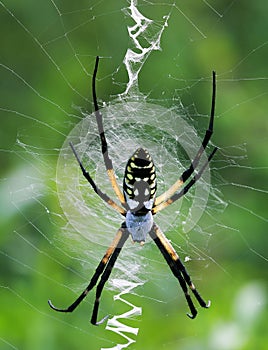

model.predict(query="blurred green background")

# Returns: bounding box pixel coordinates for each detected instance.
[0,1,267,349]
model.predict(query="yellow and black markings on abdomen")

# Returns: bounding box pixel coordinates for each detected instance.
[123,148,157,206]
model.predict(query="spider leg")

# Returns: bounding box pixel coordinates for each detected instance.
[154,71,216,206]
[69,142,126,216]
[92,56,126,206]
[152,147,217,214]
[149,223,210,319]
[91,228,129,325]
[48,225,129,325]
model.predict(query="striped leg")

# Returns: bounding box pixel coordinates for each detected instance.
[92,56,126,206]
[70,142,126,216]
[48,225,129,325]
[149,223,210,319]
[154,71,216,207]
[152,147,217,214]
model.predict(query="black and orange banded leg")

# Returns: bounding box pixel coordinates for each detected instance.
[152,146,217,214]
[91,229,129,324]
[149,223,210,319]
[154,71,216,207]
[69,142,126,216]
[180,71,216,184]
[48,225,129,325]
[92,56,126,206]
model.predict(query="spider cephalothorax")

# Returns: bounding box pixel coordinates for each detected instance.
[49,56,217,325]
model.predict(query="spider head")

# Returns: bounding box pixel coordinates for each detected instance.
[123,148,157,214]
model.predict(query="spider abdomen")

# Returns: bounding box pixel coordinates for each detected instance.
[123,148,157,213]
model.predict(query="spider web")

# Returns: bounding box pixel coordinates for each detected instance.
[1,1,267,349]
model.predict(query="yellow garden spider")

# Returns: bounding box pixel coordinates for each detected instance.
[48,56,217,325]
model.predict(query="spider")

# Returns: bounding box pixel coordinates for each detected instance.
[48,56,218,325]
